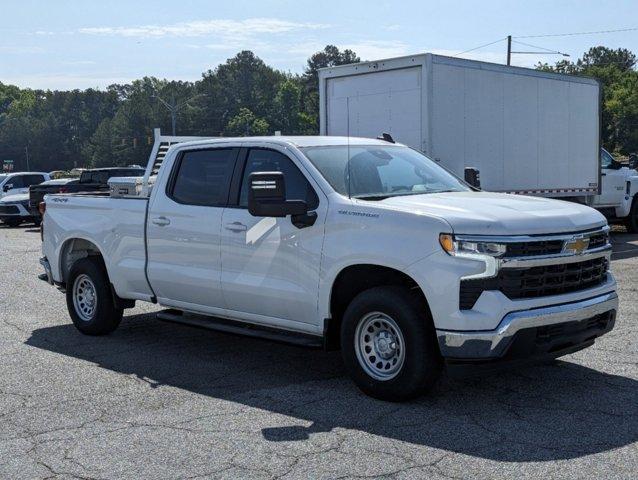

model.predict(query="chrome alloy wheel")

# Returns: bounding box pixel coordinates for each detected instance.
[354,312,406,381]
[72,274,97,322]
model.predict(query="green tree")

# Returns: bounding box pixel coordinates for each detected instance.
[537,46,638,155]
[302,45,360,132]
[226,107,269,136]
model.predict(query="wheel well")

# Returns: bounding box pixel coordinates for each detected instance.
[326,264,429,350]
[59,238,104,285]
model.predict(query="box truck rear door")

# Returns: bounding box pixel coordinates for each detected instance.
[325,67,422,150]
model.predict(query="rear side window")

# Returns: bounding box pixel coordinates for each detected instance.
[239,149,319,209]
[170,149,237,206]
[23,174,45,187]
[8,176,25,188]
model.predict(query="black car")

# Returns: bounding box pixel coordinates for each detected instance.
[29,167,145,217]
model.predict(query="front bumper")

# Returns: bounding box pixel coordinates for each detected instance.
[0,202,33,221]
[436,291,618,360]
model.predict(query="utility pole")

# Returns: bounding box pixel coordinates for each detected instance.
[24,146,30,171]
[152,92,203,136]
[507,35,512,66]
[506,35,569,65]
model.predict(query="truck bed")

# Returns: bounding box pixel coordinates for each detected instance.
[42,194,153,301]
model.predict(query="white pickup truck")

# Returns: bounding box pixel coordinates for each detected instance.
[39,135,618,401]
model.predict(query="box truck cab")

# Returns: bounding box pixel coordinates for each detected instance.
[591,148,638,230]
[318,54,638,231]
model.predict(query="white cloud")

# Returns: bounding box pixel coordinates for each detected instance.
[0,46,46,54]
[1,74,135,90]
[342,40,410,60]
[62,60,98,66]
[78,18,329,39]
[287,40,410,61]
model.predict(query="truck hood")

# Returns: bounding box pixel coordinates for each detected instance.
[375,191,606,235]
[0,193,28,204]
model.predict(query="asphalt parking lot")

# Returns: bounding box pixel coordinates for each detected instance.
[0,225,636,479]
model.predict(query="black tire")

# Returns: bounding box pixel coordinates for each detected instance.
[33,218,41,227]
[340,286,442,401]
[625,197,638,233]
[3,219,21,227]
[66,257,123,335]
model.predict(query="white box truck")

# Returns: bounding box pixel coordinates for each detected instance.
[319,54,638,231]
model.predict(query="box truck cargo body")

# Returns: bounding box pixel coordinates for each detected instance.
[319,54,601,198]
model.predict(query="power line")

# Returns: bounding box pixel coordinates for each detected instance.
[516,27,638,39]
[511,39,566,55]
[453,37,507,57]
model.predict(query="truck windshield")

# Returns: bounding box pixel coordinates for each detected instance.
[300,145,469,199]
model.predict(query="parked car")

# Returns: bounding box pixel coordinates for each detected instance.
[0,193,38,227]
[29,167,144,219]
[38,136,618,401]
[28,178,79,218]
[0,172,50,199]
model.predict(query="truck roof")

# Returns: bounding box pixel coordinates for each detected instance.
[318,53,600,86]
[85,167,145,172]
[174,136,400,149]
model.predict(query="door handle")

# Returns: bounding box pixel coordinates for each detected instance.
[152,216,171,226]
[225,222,247,232]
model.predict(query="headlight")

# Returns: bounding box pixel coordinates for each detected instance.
[439,234,506,257]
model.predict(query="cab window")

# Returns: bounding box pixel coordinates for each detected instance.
[238,149,318,209]
[169,148,238,206]
[601,149,616,169]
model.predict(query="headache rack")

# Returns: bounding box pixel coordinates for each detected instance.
[108,128,212,198]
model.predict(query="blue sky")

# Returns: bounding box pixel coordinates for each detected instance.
[1,0,637,90]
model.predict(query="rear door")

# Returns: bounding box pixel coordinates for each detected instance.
[220,146,326,328]
[146,147,240,312]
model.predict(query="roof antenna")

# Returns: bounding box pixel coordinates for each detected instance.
[347,96,352,199]
[377,132,395,143]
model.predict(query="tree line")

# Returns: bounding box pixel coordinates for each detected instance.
[0,45,636,172]
[0,45,359,171]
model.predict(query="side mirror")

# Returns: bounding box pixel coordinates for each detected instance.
[248,172,307,218]
[464,167,481,189]
[3,184,12,192]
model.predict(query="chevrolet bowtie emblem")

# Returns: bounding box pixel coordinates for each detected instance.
[563,236,590,255]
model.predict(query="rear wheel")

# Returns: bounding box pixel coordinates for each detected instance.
[625,197,638,233]
[66,257,122,335]
[340,286,442,401]
[3,219,21,227]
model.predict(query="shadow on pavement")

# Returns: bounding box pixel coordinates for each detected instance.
[611,232,638,260]
[26,313,638,463]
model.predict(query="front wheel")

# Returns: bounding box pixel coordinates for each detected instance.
[66,257,123,335]
[340,286,442,401]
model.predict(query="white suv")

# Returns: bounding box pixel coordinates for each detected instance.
[0,172,50,198]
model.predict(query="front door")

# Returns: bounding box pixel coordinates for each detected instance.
[146,147,240,312]
[220,147,326,328]
[594,149,626,207]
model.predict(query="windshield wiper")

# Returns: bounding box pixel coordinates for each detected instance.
[353,194,393,201]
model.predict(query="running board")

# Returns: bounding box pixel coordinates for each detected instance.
[156,310,323,348]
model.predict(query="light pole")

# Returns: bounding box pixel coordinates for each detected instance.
[152,92,203,136]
